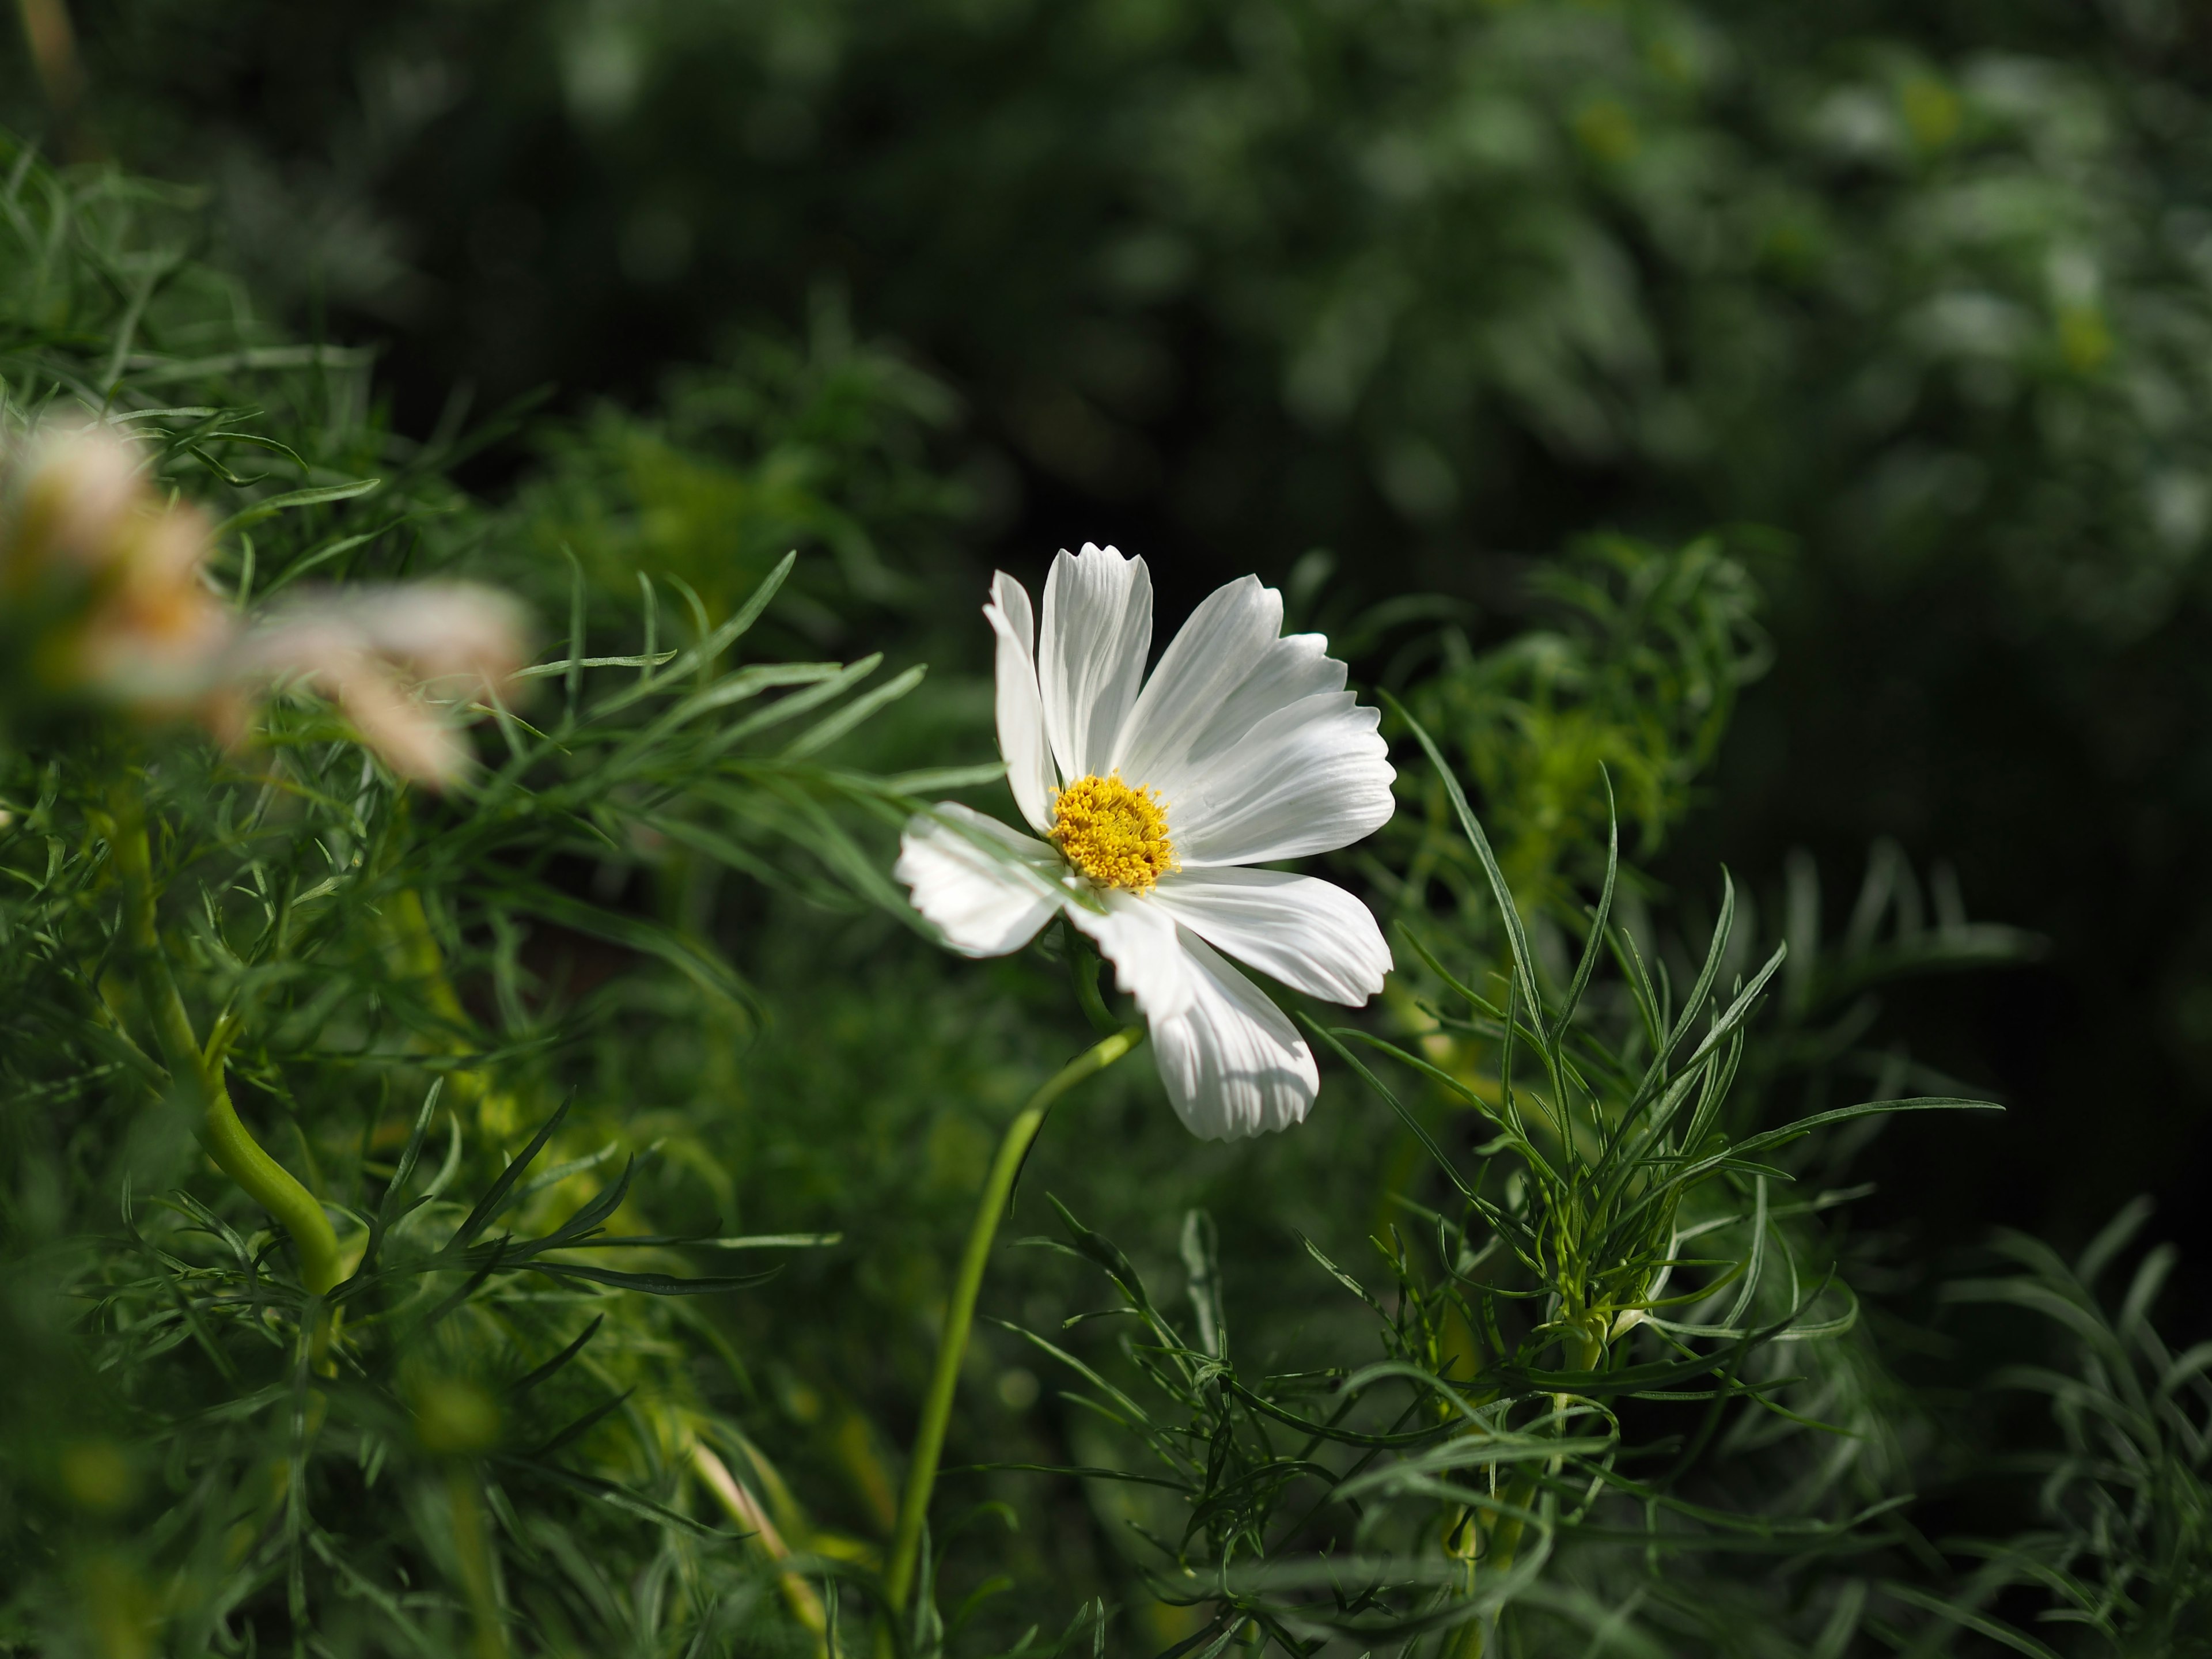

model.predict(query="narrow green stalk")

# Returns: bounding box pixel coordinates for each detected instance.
[111,786,344,1296]
[882,1024,1145,1618]
[1487,1471,1534,1574]
[448,1465,509,1659]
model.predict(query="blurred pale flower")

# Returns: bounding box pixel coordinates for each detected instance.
[5,422,141,574]
[232,584,530,786]
[1,423,236,715]
[896,543,1395,1139]
[1,423,528,787]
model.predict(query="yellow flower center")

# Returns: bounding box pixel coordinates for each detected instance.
[1050,772,1177,889]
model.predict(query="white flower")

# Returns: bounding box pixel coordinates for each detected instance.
[896,543,1395,1140]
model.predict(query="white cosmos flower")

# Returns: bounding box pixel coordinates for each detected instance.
[896,543,1395,1140]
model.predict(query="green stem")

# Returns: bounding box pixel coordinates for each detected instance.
[1486,1472,1535,1573]
[1062,917,1119,1037]
[882,1024,1145,1617]
[448,1463,509,1659]
[111,786,344,1296]
[1490,1323,1604,1571]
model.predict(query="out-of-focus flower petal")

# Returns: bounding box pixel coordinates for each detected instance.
[329,654,473,785]
[347,582,531,688]
[244,582,529,691]
[1,430,236,716]
[228,588,526,787]
[6,423,145,578]
[228,582,533,787]
[75,504,236,707]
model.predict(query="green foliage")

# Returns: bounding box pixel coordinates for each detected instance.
[511,293,973,635]
[71,0,2212,628]
[1914,1204,2212,1656]
[0,112,2202,1659]
[1388,533,1768,910]
[45,0,2212,1265]
[0,138,935,1657]
[993,751,2196,1657]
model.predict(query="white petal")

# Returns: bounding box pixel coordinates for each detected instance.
[1147,930,1320,1140]
[895,804,1065,957]
[1166,693,1394,866]
[1039,544,1152,782]
[1109,577,1394,863]
[983,572,1056,834]
[1109,575,1286,785]
[1065,889,1196,1022]
[1152,868,1391,1005]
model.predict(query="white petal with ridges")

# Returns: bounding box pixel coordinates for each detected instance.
[1152,868,1391,1005]
[1109,577,1393,863]
[1147,930,1320,1139]
[1165,692,1393,866]
[983,572,1056,834]
[1040,544,1152,782]
[1065,889,1196,1022]
[1109,575,1283,785]
[895,804,1066,957]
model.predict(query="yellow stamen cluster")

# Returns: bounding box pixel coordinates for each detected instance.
[1050,771,1177,889]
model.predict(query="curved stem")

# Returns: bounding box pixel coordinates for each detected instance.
[882,1024,1145,1618]
[111,786,344,1296]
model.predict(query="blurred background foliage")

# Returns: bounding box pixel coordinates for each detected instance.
[1,0,2209,1653]
[15,0,2209,1260]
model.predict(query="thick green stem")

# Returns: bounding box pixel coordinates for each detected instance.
[1488,1323,1604,1575]
[882,1024,1145,1617]
[111,789,344,1296]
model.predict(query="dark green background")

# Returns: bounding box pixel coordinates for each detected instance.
[15,0,2209,1290]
